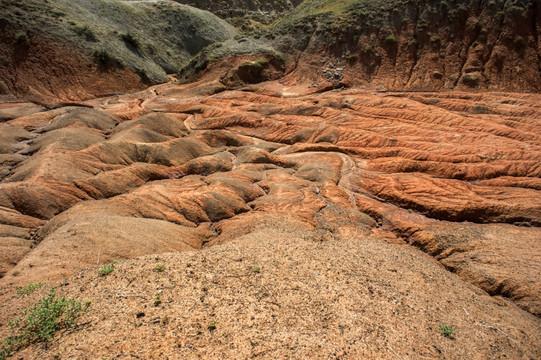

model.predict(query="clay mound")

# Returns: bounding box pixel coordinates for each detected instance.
[0,74,540,359]
[1,221,540,359]
[0,79,539,324]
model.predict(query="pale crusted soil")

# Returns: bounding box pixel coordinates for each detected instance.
[2,220,541,359]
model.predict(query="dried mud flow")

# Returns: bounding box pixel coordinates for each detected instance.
[0,66,540,358]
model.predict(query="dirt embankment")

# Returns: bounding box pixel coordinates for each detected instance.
[0,26,146,103]
[0,0,236,102]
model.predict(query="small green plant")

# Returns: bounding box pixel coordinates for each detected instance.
[274,52,285,62]
[14,32,29,46]
[0,288,90,359]
[440,324,455,338]
[154,264,167,272]
[98,261,117,277]
[94,50,123,68]
[208,321,217,331]
[347,54,358,62]
[251,266,261,273]
[16,282,45,296]
[384,34,398,46]
[120,31,140,48]
[153,295,161,306]
[254,59,269,68]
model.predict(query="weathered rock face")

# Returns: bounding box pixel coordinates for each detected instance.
[270,0,541,91]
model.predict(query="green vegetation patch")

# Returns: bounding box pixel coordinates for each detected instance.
[440,324,455,338]
[98,261,117,277]
[16,282,45,296]
[0,288,90,360]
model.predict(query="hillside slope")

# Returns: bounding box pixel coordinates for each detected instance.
[172,0,302,23]
[192,0,541,92]
[0,0,236,102]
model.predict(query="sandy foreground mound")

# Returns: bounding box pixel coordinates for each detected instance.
[1,219,540,359]
[0,75,540,357]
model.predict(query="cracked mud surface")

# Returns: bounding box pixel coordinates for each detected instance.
[0,77,540,358]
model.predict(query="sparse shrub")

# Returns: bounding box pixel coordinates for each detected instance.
[493,50,505,70]
[461,74,479,87]
[384,34,398,46]
[207,321,217,331]
[72,25,97,42]
[251,266,261,273]
[94,49,123,68]
[0,288,90,359]
[430,36,441,46]
[120,31,140,48]
[16,282,45,296]
[98,261,117,277]
[440,324,455,338]
[154,264,167,272]
[347,54,358,62]
[14,32,29,46]
[514,36,525,51]
[274,52,285,62]
[472,104,488,114]
[153,296,162,306]
[146,43,157,54]
[254,59,268,68]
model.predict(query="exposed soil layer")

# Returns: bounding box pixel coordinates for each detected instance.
[0,30,146,103]
[0,67,540,321]
[255,0,541,92]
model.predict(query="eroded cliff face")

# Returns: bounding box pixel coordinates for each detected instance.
[269,0,541,92]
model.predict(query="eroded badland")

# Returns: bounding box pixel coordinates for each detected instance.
[0,0,540,359]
